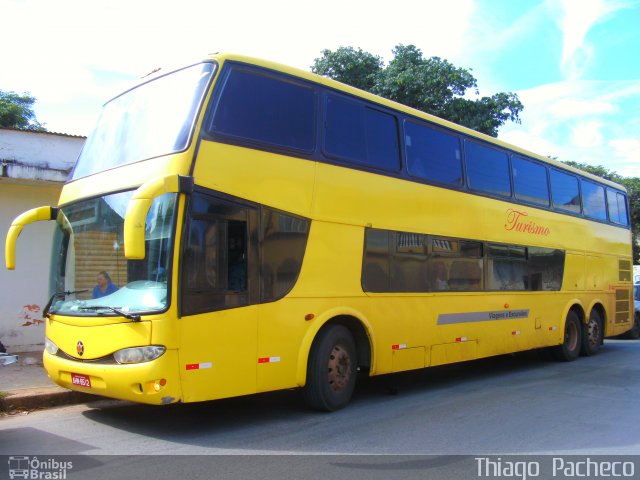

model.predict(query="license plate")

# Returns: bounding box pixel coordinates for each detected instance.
[71,373,92,388]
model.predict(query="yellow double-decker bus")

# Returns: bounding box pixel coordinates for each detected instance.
[5,54,634,411]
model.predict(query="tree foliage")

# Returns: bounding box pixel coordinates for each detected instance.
[311,44,523,137]
[0,90,46,131]
[312,47,383,92]
[564,161,639,263]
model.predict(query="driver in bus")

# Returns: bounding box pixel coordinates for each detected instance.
[92,271,118,298]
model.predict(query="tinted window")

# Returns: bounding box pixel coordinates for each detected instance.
[261,208,310,302]
[392,232,428,292]
[465,141,511,197]
[512,156,549,206]
[487,244,527,291]
[581,180,607,221]
[362,229,391,292]
[182,193,311,314]
[182,194,250,315]
[362,229,564,293]
[527,247,564,291]
[405,121,462,186]
[550,170,581,213]
[324,94,400,171]
[363,230,430,293]
[209,66,315,151]
[432,237,483,292]
[607,189,629,225]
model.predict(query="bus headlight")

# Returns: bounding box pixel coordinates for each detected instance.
[45,337,59,355]
[113,346,166,364]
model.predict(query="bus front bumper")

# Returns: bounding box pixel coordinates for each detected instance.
[43,349,182,405]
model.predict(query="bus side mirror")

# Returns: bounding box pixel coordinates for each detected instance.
[124,175,193,259]
[5,206,59,270]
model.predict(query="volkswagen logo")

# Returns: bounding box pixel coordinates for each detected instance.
[76,341,84,356]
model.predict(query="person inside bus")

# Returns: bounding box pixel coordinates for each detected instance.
[431,261,449,291]
[92,271,118,298]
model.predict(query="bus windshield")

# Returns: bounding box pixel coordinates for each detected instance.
[71,62,215,180]
[48,191,177,317]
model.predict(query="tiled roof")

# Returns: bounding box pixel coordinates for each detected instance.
[0,126,86,139]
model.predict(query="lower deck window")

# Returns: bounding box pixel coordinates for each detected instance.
[181,191,310,315]
[362,228,564,293]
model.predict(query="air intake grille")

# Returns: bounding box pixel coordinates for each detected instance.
[615,288,631,323]
[619,260,631,282]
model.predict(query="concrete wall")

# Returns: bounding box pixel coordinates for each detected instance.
[0,183,61,351]
[0,128,84,352]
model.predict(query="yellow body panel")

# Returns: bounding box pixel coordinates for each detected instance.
[178,306,258,402]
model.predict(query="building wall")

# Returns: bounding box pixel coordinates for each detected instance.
[0,128,82,175]
[0,183,61,352]
[1,128,85,352]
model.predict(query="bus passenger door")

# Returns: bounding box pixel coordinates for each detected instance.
[178,191,260,402]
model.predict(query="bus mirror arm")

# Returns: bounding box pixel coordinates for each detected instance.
[5,206,58,270]
[124,174,193,260]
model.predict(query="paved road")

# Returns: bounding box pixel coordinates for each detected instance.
[1,340,639,478]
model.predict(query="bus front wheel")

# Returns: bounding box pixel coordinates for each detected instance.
[552,311,582,361]
[581,309,603,356]
[303,325,357,412]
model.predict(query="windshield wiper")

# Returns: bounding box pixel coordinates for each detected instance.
[79,305,141,322]
[43,290,89,318]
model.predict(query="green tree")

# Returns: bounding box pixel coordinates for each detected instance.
[0,90,46,131]
[312,47,383,92]
[311,44,523,137]
[563,161,639,263]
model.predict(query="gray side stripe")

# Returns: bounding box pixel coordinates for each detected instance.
[438,309,530,325]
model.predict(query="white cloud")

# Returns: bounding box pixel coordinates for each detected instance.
[550,0,630,79]
[549,99,618,118]
[609,139,640,171]
[571,121,605,148]
[499,79,640,176]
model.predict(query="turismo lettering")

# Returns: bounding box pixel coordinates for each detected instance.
[505,209,550,236]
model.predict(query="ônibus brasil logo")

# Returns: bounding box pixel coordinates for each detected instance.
[7,456,73,479]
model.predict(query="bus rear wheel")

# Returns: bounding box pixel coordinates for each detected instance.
[303,325,357,412]
[552,311,582,361]
[581,309,603,356]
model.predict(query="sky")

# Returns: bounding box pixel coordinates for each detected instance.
[3,0,639,177]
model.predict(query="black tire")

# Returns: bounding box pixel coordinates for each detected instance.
[624,313,640,339]
[552,311,582,361]
[302,325,357,412]
[581,309,603,356]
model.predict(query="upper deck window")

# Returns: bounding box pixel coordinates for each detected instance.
[209,66,316,152]
[607,189,629,226]
[581,179,607,221]
[72,62,215,180]
[324,94,400,171]
[465,141,511,197]
[550,169,581,214]
[512,156,550,206]
[405,121,463,187]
